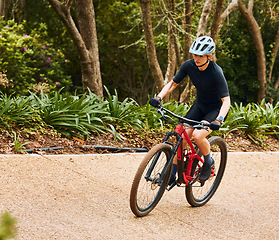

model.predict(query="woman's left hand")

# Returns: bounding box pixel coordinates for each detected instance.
[210,121,221,130]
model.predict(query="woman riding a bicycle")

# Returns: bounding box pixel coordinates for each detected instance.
[149,36,231,184]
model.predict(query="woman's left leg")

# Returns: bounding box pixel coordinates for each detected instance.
[192,126,214,181]
[192,126,212,156]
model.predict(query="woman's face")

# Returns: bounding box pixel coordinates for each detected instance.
[193,54,208,67]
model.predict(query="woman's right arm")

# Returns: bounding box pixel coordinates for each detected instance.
[157,80,178,100]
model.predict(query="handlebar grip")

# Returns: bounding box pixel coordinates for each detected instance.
[209,122,221,130]
[149,98,161,108]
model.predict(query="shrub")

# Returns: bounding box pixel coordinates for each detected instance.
[222,101,279,142]
[0,20,72,95]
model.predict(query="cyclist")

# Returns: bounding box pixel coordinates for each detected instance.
[149,36,231,184]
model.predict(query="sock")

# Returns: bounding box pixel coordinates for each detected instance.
[203,153,212,164]
[168,164,177,185]
[171,164,177,177]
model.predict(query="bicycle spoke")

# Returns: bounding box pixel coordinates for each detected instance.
[130,143,172,216]
[136,152,167,209]
[185,136,227,207]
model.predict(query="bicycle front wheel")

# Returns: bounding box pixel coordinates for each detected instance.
[185,136,227,207]
[130,143,172,217]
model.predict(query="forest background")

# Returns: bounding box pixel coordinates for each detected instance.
[0,0,278,236]
[0,0,278,155]
[0,0,278,104]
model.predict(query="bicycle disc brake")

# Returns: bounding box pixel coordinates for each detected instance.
[151,173,162,190]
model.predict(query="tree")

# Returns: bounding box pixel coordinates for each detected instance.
[238,0,266,102]
[47,0,103,98]
[0,0,26,21]
[197,0,238,41]
[268,26,279,103]
[139,0,164,93]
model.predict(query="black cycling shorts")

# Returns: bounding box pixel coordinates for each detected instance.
[185,101,221,125]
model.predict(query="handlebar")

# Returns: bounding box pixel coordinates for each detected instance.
[154,105,211,129]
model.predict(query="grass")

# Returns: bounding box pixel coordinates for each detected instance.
[13,132,29,153]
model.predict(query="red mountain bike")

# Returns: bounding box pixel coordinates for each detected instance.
[130,105,227,217]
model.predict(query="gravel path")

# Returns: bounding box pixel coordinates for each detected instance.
[0,152,278,240]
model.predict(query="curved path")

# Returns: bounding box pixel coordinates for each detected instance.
[0,152,278,239]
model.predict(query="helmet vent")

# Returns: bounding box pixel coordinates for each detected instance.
[192,42,196,49]
[208,46,214,52]
[201,44,209,51]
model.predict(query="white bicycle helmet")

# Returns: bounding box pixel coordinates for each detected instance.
[189,36,215,55]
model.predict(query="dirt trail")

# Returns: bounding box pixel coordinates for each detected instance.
[0,152,278,240]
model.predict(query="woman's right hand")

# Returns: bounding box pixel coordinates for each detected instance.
[149,98,161,108]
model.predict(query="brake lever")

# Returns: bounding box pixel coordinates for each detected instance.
[156,108,165,118]
[151,108,166,119]
[192,124,209,131]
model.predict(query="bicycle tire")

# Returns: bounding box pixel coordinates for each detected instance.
[130,143,172,217]
[185,136,227,207]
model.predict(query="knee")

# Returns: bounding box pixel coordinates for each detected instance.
[192,131,204,144]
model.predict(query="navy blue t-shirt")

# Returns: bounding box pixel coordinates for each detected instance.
[173,59,229,105]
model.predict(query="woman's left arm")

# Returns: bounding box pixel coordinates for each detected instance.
[218,96,231,119]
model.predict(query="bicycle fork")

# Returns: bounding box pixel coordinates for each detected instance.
[144,132,183,185]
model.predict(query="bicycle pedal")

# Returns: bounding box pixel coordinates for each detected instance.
[166,181,176,191]
[200,181,205,186]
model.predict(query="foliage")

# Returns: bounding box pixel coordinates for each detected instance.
[29,90,107,140]
[103,86,144,137]
[0,212,16,240]
[0,92,40,129]
[222,100,279,144]
[0,20,72,96]
[218,6,278,104]
[28,88,145,140]
[95,0,159,105]
[0,88,278,144]
[13,132,29,153]
[1,1,278,104]
[24,0,82,93]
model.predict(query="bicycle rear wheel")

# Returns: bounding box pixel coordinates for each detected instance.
[185,136,227,207]
[130,143,172,217]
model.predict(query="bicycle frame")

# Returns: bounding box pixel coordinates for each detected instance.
[144,106,214,187]
[144,123,205,186]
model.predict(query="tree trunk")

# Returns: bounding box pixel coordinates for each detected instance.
[165,0,176,85]
[210,0,225,43]
[139,0,164,93]
[165,0,179,101]
[268,27,279,82]
[197,0,214,36]
[179,0,193,103]
[183,0,193,61]
[0,0,4,18]
[268,27,279,104]
[47,0,103,98]
[238,0,266,102]
[275,77,279,91]
[76,0,103,96]
[217,0,238,36]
